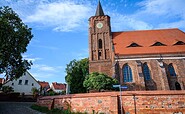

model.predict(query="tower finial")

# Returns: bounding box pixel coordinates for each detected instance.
[95,0,104,16]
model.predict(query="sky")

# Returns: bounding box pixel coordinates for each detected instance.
[0,0,185,85]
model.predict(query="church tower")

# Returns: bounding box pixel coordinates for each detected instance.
[89,1,114,77]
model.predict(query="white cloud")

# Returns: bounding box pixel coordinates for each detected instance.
[22,54,42,62]
[31,45,59,50]
[110,13,153,31]
[138,0,185,17]
[158,20,185,29]
[71,49,88,60]
[135,0,185,30]
[33,64,64,72]
[25,1,93,32]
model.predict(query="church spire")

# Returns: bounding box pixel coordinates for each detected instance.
[95,0,104,16]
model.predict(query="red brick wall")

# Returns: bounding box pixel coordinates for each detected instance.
[37,91,185,114]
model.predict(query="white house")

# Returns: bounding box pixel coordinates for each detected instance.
[50,82,66,93]
[3,71,40,95]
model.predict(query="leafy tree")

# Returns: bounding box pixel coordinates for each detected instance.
[83,72,118,92]
[0,6,33,80]
[65,58,89,93]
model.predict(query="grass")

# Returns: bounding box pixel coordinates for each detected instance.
[30,104,87,114]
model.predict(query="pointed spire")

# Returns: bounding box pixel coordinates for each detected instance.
[95,0,104,16]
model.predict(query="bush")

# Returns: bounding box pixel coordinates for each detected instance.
[83,72,118,92]
[31,104,87,114]
[2,86,14,93]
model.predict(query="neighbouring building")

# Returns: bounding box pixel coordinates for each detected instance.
[89,1,185,91]
[38,81,50,95]
[0,78,4,89]
[50,82,66,93]
[3,71,40,95]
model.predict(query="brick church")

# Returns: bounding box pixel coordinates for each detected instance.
[89,1,185,91]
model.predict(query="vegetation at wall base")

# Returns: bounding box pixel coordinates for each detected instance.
[31,104,87,114]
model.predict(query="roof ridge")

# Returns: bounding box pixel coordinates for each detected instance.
[112,28,179,33]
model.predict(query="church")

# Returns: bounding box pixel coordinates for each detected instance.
[89,1,185,91]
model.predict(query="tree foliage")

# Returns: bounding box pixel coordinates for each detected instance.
[83,72,118,91]
[65,58,89,93]
[0,6,33,79]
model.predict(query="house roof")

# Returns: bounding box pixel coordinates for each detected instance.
[112,28,185,56]
[38,81,50,88]
[52,82,66,90]
[3,71,40,86]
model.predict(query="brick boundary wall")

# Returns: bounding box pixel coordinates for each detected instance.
[37,91,185,114]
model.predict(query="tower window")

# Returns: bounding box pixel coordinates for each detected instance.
[123,64,133,82]
[143,63,151,80]
[98,39,102,49]
[168,63,176,76]
[98,51,102,60]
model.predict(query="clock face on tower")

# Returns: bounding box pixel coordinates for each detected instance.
[96,22,103,29]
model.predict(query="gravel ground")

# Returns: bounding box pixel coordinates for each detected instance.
[0,102,45,114]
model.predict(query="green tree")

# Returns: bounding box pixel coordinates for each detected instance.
[65,58,89,93]
[0,6,33,80]
[83,72,118,92]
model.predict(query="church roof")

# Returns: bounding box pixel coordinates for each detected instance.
[95,0,104,16]
[112,28,185,55]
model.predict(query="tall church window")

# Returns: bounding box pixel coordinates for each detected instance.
[143,63,151,80]
[168,63,176,76]
[123,64,133,82]
[98,39,102,49]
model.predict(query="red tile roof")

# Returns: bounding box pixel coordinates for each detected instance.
[52,82,66,90]
[38,81,50,88]
[112,28,185,55]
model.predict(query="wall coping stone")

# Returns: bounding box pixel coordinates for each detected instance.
[39,90,185,100]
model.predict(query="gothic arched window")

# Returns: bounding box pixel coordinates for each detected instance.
[168,63,176,76]
[143,63,151,80]
[98,39,102,49]
[123,64,133,82]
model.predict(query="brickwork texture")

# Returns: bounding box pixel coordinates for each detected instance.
[37,91,185,114]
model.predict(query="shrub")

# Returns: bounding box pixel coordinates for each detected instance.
[2,86,14,93]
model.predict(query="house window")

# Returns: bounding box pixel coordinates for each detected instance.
[123,64,133,82]
[168,63,176,76]
[12,83,14,86]
[18,80,22,85]
[98,39,102,49]
[143,63,151,80]
[25,80,28,85]
[32,83,34,86]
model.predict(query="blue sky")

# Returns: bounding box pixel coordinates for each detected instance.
[1,0,185,84]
